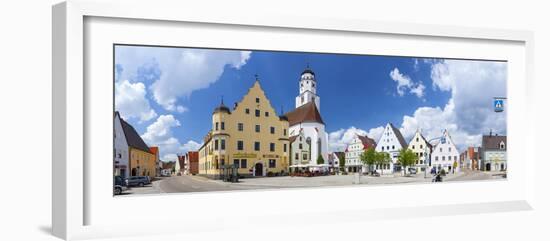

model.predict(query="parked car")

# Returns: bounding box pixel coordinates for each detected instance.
[114,176,129,195]
[408,168,417,175]
[126,176,151,187]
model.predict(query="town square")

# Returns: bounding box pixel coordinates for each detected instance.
[113,45,507,195]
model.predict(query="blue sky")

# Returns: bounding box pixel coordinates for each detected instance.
[115,45,507,162]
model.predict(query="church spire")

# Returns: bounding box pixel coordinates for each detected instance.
[296,64,320,110]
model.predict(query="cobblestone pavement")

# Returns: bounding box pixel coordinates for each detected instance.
[120,170,505,195]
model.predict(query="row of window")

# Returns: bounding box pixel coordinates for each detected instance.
[213,139,288,153]
[216,122,287,135]
[381,145,396,151]
[247,109,269,117]
[410,144,424,150]
[433,155,458,162]
[294,153,308,161]
[438,147,454,153]
[201,158,278,170]
[346,151,361,157]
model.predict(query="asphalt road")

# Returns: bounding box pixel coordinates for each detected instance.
[448,170,504,181]
[157,175,264,193]
[122,170,505,195]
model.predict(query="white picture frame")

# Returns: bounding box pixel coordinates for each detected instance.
[52,0,535,240]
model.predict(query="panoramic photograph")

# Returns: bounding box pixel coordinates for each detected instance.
[112,45,507,195]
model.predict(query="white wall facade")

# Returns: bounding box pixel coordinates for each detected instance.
[345,136,365,173]
[288,122,329,165]
[407,130,431,171]
[431,130,460,173]
[290,131,311,166]
[484,150,507,171]
[295,72,321,110]
[329,152,341,169]
[114,114,129,179]
[375,123,405,174]
[295,91,320,111]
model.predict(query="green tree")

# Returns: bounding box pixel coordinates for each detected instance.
[317,155,325,165]
[360,148,377,175]
[398,149,417,176]
[337,152,346,171]
[375,152,391,175]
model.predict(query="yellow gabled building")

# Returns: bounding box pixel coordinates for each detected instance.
[198,78,290,178]
[119,116,156,180]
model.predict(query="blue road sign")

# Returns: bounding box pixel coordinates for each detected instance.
[494,99,504,112]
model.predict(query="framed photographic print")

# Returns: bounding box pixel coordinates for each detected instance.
[52,0,535,240]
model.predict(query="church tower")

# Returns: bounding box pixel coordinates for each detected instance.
[295,65,321,110]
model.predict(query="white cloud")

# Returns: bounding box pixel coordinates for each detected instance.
[182,140,202,153]
[141,115,182,161]
[141,115,203,162]
[116,46,251,112]
[115,80,157,122]
[430,61,453,91]
[413,58,420,71]
[142,115,180,139]
[176,105,188,113]
[328,126,368,152]
[394,59,507,150]
[367,126,385,143]
[389,68,425,98]
[410,83,426,98]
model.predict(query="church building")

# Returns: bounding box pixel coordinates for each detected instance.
[285,66,330,170]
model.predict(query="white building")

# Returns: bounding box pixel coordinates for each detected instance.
[285,66,329,166]
[431,130,460,173]
[407,129,433,173]
[295,65,321,111]
[345,134,376,173]
[328,152,343,172]
[289,129,311,171]
[374,123,408,174]
[481,133,507,171]
[114,112,129,179]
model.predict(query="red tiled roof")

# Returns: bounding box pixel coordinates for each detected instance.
[284,102,324,126]
[357,135,377,150]
[149,147,158,155]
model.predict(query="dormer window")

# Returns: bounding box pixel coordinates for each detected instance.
[500,141,505,149]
